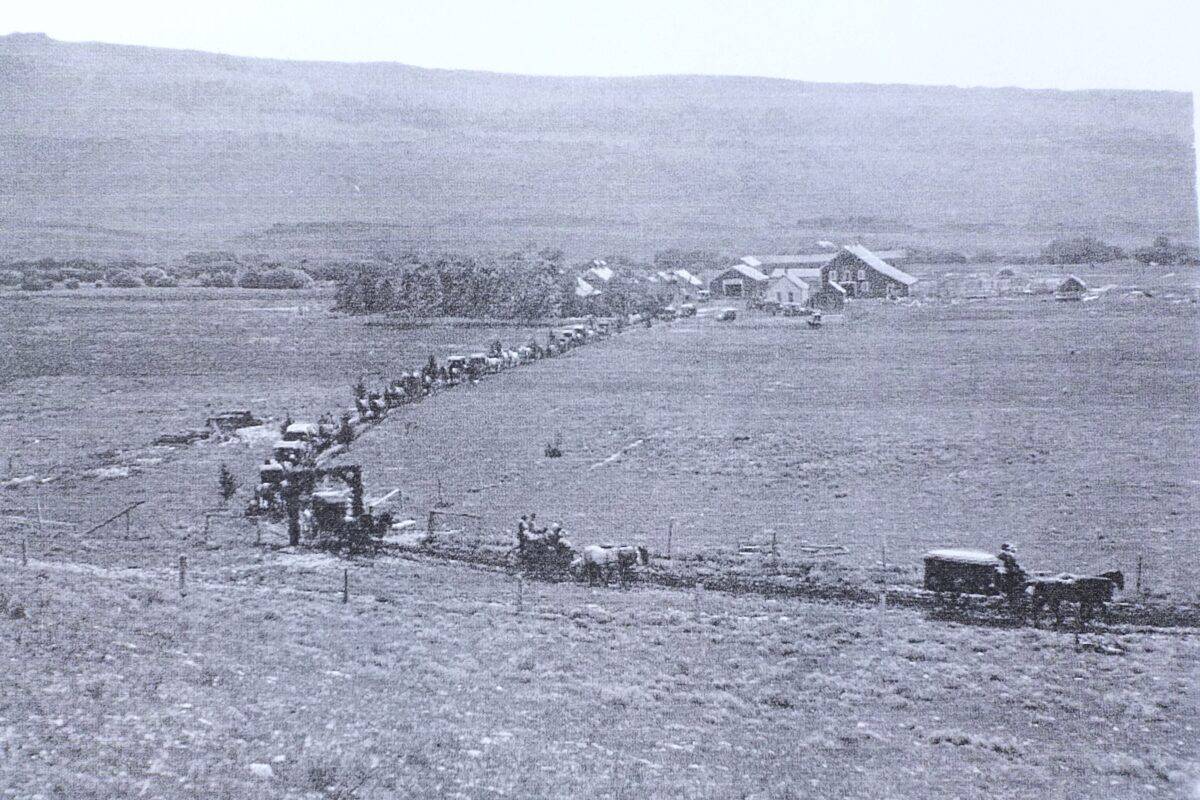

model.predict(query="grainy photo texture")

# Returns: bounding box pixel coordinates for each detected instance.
[1,3,1198,798]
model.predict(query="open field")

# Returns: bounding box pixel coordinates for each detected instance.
[2,279,1199,797]
[2,548,1198,799]
[2,280,1199,595]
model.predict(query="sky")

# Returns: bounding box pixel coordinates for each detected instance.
[4,0,1198,214]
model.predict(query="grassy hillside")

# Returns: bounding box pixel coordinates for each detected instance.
[0,32,1196,259]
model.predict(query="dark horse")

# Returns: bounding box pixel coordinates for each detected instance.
[1026,571,1124,629]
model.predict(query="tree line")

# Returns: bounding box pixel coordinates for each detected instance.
[333,251,674,319]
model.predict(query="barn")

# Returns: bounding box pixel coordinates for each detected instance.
[821,245,918,299]
[709,264,769,298]
[766,272,811,309]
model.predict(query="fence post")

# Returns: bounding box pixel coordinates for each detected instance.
[666,518,674,560]
[516,575,524,613]
[343,569,349,604]
[178,555,187,597]
[771,529,778,569]
[427,511,435,540]
[878,539,887,635]
[20,535,27,567]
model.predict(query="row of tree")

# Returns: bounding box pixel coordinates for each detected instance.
[334,252,673,318]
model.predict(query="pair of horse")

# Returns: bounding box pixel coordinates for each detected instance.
[1024,570,1125,629]
[570,544,651,587]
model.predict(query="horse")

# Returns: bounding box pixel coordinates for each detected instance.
[1026,570,1124,629]
[570,544,650,587]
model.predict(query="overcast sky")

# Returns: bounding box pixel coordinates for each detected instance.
[4,0,1198,209]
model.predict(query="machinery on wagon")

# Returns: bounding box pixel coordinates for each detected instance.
[280,464,398,552]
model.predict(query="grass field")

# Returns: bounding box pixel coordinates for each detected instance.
[1,278,1198,797]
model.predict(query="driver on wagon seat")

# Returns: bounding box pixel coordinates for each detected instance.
[997,543,1026,599]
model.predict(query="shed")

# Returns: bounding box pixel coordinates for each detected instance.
[822,245,917,299]
[808,280,847,311]
[673,268,703,287]
[709,263,769,298]
[1055,275,1088,301]
[766,272,811,308]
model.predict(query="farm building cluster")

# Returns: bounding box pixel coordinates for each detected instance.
[708,245,917,310]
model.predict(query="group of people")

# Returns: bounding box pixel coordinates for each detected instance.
[516,513,574,556]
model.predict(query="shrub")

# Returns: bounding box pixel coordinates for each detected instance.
[1040,237,1125,264]
[108,270,145,288]
[141,267,170,287]
[201,271,235,288]
[259,267,314,289]
[154,275,179,288]
[20,273,53,291]
[237,270,264,289]
[64,279,80,290]
[0,269,23,286]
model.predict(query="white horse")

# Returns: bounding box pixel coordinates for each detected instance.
[570,544,650,587]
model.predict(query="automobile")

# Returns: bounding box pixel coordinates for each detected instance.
[716,308,737,322]
[282,422,320,442]
[679,303,697,317]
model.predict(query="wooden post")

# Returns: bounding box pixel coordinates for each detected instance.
[20,534,27,567]
[427,511,435,540]
[1135,555,1143,597]
[342,569,349,604]
[666,518,674,560]
[878,538,887,635]
[178,555,187,597]
[516,576,524,613]
[771,529,778,567]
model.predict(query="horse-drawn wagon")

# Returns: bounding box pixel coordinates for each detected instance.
[923,548,1003,595]
[507,536,576,579]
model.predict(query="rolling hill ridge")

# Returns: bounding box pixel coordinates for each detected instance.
[0,32,1196,259]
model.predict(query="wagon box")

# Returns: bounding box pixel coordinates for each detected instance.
[923,548,1002,594]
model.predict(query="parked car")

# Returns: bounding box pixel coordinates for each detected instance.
[716,308,737,322]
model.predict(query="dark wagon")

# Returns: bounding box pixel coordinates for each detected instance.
[923,548,1002,595]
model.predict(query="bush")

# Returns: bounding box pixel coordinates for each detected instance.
[259,267,314,289]
[154,275,179,288]
[201,271,235,288]
[108,270,145,288]
[237,270,264,289]
[141,267,170,287]
[64,279,80,290]
[0,269,23,286]
[1040,237,1125,265]
[20,273,52,291]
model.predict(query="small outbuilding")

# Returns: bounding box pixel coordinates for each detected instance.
[808,280,847,311]
[766,272,811,309]
[709,263,769,298]
[1055,274,1088,301]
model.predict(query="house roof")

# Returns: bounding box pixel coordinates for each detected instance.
[575,276,601,297]
[1058,274,1088,291]
[768,267,824,281]
[743,254,832,268]
[768,273,811,292]
[586,265,614,282]
[841,245,918,286]
[719,263,769,282]
[673,268,703,286]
